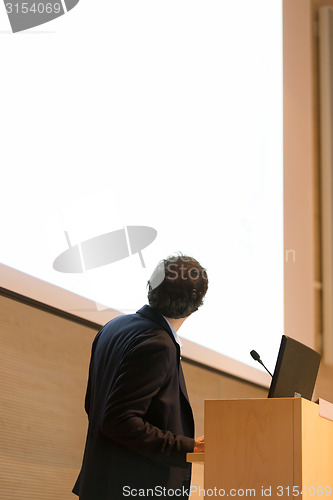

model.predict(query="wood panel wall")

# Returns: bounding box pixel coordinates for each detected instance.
[0,294,94,499]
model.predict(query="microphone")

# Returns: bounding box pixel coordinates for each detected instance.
[250,350,273,377]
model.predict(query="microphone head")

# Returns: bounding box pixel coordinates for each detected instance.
[250,350,261,361]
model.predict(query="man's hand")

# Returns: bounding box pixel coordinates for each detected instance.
[193,436,204,453]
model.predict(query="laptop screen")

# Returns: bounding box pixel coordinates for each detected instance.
[268,335,321,401]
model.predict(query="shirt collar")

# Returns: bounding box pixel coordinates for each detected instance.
[163,316,183,353]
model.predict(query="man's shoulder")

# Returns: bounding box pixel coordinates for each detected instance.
[91,310,179,371]
[102,306,168,334]
[101,309,154,331]
[99,308,174,346]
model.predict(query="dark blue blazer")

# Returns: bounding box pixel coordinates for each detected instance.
[73,305,195,499]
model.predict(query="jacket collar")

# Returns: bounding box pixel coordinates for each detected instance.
[136,304,172,335]
[136,304,180,352]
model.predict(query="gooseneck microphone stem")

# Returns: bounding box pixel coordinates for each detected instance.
[257,359,273,377]
[250,350,273,377]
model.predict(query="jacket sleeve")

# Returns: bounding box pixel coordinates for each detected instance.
[99,332,195,467]
[85,330,103,415]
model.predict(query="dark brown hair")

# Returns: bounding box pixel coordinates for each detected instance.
[147,254,208,319]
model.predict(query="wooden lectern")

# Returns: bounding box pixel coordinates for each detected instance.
[187,398,333,498]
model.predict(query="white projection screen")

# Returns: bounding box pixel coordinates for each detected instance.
[0,0,283,385]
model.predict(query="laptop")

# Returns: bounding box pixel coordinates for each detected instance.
[268,335,321,401]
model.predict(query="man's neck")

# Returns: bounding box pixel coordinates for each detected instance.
[164,316,188,332]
